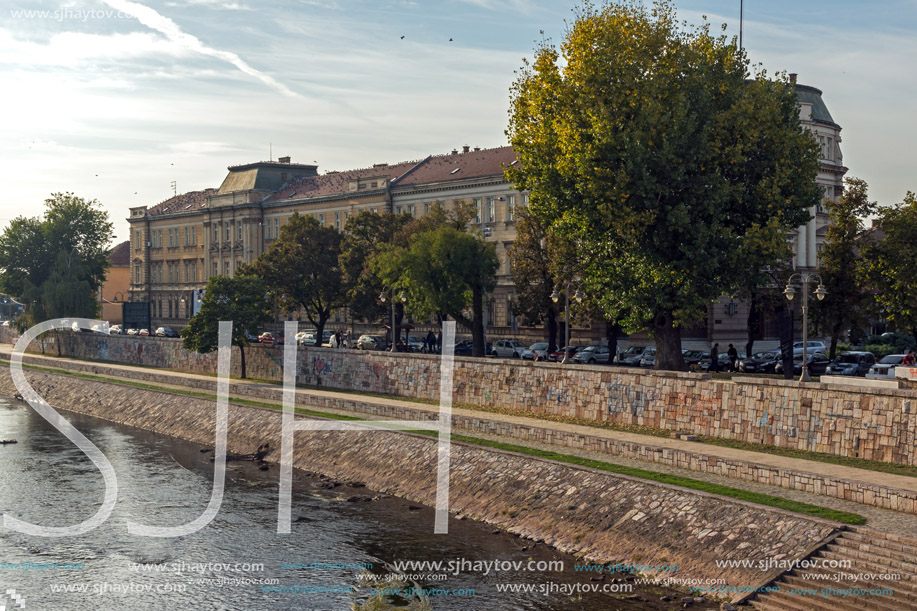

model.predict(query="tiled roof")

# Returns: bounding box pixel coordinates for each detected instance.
[108,240,131,266]
[265,159,422,203]
[147,188,217,216]
[392,146,516,186]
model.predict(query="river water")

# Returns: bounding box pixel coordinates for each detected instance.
[0,396,685,610]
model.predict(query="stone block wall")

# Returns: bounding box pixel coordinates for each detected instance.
[5,330,917,465]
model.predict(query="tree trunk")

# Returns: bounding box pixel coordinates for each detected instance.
[745,291,758,358]
[545,307,558,352]
[471,287,486,357]
[651,312,686,371]
[777,304,795,380]
[239,342,247,380]
[315,315,327,348]
[829,321,843,360]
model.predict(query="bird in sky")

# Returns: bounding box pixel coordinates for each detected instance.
[449,38,453,41]
[400,35,405,39]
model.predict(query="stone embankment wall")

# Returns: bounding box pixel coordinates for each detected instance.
[0,364,837,588]
[4,328,917,466]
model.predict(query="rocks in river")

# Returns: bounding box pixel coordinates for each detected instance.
[345,496,372,503]
[348,481,366,488]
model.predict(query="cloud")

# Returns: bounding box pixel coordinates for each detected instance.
[99,0,299,97]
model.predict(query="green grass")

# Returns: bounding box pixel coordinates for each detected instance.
[5,358,866,525]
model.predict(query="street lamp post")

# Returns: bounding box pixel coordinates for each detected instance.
[550,283,584,364]
[783,272,827,382]
[379,288,406,353]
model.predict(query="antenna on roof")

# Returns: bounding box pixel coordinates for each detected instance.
[170,180,177,196]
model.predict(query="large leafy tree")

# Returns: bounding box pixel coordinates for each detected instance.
[811,177,877,358]
[0,193,113,329]
[340,210,412,328]
[180,274,271,379]
[861,191,917,347]
[244,213,345,344]
[505,0,820,370]
[374,225,498,357]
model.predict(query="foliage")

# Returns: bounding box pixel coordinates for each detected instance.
[507,206,560,349]
[505,0,821,370]
[180,274,271,379]
[862,344,902,360]
[373,225,498,357]
[810,177,877,358]
[860,191,917,346]
[864,332,916,352]
[0,193,113,329]
[243,212,345,344]
[340,211,412,325]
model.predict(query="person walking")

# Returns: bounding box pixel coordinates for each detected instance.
[727,343,738,372]
[427,330,436,354]
[709,343,720,373]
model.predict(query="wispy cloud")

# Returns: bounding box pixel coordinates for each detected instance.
[100,0,299,97]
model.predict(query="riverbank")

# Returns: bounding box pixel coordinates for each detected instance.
[0,360,843,597]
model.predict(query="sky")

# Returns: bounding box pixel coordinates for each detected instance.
[1,0,915,244]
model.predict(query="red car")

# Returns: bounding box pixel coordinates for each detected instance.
[258,332,284,346]
[548,346,583,362]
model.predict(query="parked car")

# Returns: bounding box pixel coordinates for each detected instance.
[356,335,386,351]
[792,340,828,355]
[825,351,876,377]
[295,331,314,345]
[617,346,652,367]
[108,324,123,335]
[155,327,178,338]
[492,339,527,359]
[573,345,612,365]
[90,323,110,334]
[681,349,706,368]
[138,328,150,336]
[522,342,550,360]
[126,327,139,335]
[738,351,780,374]
[639,347,657,368]
[866,354,907,380]
[406,337,424,352]
[775,352,830,376]
[258,331,284,346]
[453,340,495,357]
[548,346,583,362]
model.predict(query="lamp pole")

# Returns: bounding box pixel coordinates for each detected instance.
[550,283,584,364]
[784,272,827,382]
[379,288,406,352]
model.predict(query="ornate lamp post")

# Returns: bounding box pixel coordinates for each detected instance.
[379,288,406,352]
[784,272,827,382]
[550,284,584,364]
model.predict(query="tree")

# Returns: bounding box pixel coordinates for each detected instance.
[374,225,498,357]
[244,213,346,344]
[506,0,820,370]
[340,210,412,330]
[180,274,271,379]
[861,191,917,347]
[811,177,877,358]
[507,206,560,351]
[0,193,113,329]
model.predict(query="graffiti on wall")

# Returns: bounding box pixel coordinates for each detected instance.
[606,378,656,417]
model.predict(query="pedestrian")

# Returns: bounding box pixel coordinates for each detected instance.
[436,331,442,354]
[727,343,738,372]
[422,336,428,353]
[342,332,349,349]
[904,350,916,366]
[709,343,720,373]
[427,330,436,354]
[329,331,339,349]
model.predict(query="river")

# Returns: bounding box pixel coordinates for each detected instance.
[0,396,686,610]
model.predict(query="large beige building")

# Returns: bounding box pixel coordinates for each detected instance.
[127,80,845,346]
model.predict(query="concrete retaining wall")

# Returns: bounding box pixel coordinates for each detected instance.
[5,328,917,466]
[0,364,838,588]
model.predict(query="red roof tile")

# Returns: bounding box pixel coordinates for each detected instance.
[108,240,131,266]
[148,188,217,216]
[393,146,516,186]
[265,159,423,203]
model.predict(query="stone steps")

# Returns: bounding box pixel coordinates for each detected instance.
[750,530,917,611]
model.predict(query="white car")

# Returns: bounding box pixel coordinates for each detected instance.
[866,354,906,379]
[492,339,527,358]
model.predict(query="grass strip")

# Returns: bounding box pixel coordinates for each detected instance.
[6,359,866,525]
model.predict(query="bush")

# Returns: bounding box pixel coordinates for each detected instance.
[863,344,902,360]
[865,332,916,353]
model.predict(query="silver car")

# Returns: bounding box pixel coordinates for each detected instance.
[573,345,611,364]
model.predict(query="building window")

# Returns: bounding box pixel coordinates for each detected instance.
[225,224,230,242]
[224,260,230,276]
[134,265,141,283]
[406,204,414,217]
[237,221,242,242]
[334,211,340,230]
[522,193,529,207]
[506,195,515,221]
[212,262,218,277]
[394,205,402,214]
[213,225,219,243]
[274,218,279,238]
[486,198,495,223]
[318,213,325,225]
[473,199,481,224]
[424,202,431,215]
[135,230,141,250]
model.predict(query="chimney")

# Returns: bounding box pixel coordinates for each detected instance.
[451,149,458,155]
[474,147,481,151]
[462,145,470,153]
[278,156,291,164]
[789,73,797,84]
